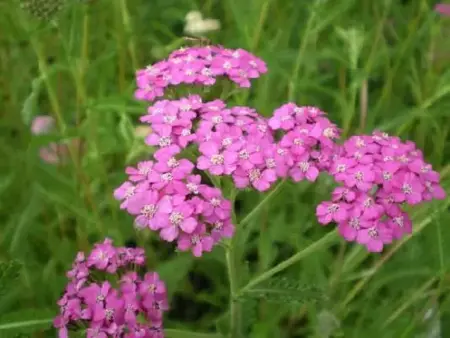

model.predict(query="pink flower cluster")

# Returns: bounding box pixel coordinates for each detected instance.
[138,96,339,192]
[268,103,340,182]
[114,146,234,257]
[435,3,450,16]
[118,44,445,255]
[135,45,267,102]
[316,131,446,252]
[115,46,342,257]
[54,239,168,338]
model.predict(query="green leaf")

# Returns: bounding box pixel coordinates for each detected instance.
[164,328,223,338]
[9,187,43,257]
[0,260,23,303]
[156,254,194,299]
[20,74,44,125]
[0,310,53,336]
[237,277,326,305]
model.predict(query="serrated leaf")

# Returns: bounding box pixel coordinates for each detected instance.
[19,0,65,20]
[237,277,326,305]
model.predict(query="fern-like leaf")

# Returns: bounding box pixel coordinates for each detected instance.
[237,277,326,305]
[18,0,66,20]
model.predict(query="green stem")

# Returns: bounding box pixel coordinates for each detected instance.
[0,319,53,331]
[225,244,241,338]
[236,229,338,297]
[240,179,287,229]
[225,190,241,338]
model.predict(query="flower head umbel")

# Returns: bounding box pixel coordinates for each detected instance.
[317,131,446,252]
[269,103,340,181]
[135,45,267,102]
[54,239,168,338]
[115,152,235,255]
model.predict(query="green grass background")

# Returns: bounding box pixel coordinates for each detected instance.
[0,0,450,337]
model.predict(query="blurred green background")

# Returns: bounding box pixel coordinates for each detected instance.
[0,0,450,337]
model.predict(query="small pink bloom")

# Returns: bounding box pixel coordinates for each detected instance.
[436,4,450,16]
[331,187,356,203]
[289,154,319,182]
[387,210,412,240]
[354,195,385,220]
[158,203,198,241]
[316,201,350,225]
[392,172,424,205]
[209,218,235,242]
[338,209,372,242]
[31,115,55,135]
[200,186,232,220]
[126,161,154,182]
[197,141,237,175]
[177,224,214,257]
[356,223,393,253]
[346,165,375,191]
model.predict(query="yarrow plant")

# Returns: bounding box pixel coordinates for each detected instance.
[54,239,168,337]
[55,43,446,337]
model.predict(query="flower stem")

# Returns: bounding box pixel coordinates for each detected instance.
[240,179,287,229]
[226,190,241,338]
[225,244,241,338]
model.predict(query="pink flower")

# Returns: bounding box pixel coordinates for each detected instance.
[233,167,277,191]
[114,182,137,209]
[268,103,296,131]
[263,145,290,178]
[31,115,55,135]
[200,186,232,219]
[330,157,357,182]
[345,165,375,191]
[158,203,198,241]
[338,210,371,241]
[210,218,235,242]
[235,143,264,171]
[354,195,384,220]
[145,126,175,148]
[316,201,350,225]
[125,161,154,182]
[436,4,450,16]
[87,240,116,270]
[387,210,412,240]
[154,145,194,176]
[392,172,424,205]
[55,239,168,337]
[356,223,393,253]
[331,187,356,203]
[127,191,170,230]
[210,56,240,75]
[177,224,214,257]
[375,161,400,191]
[197,141,237,175]
[139,272,167,302]
[289,154,320,182]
